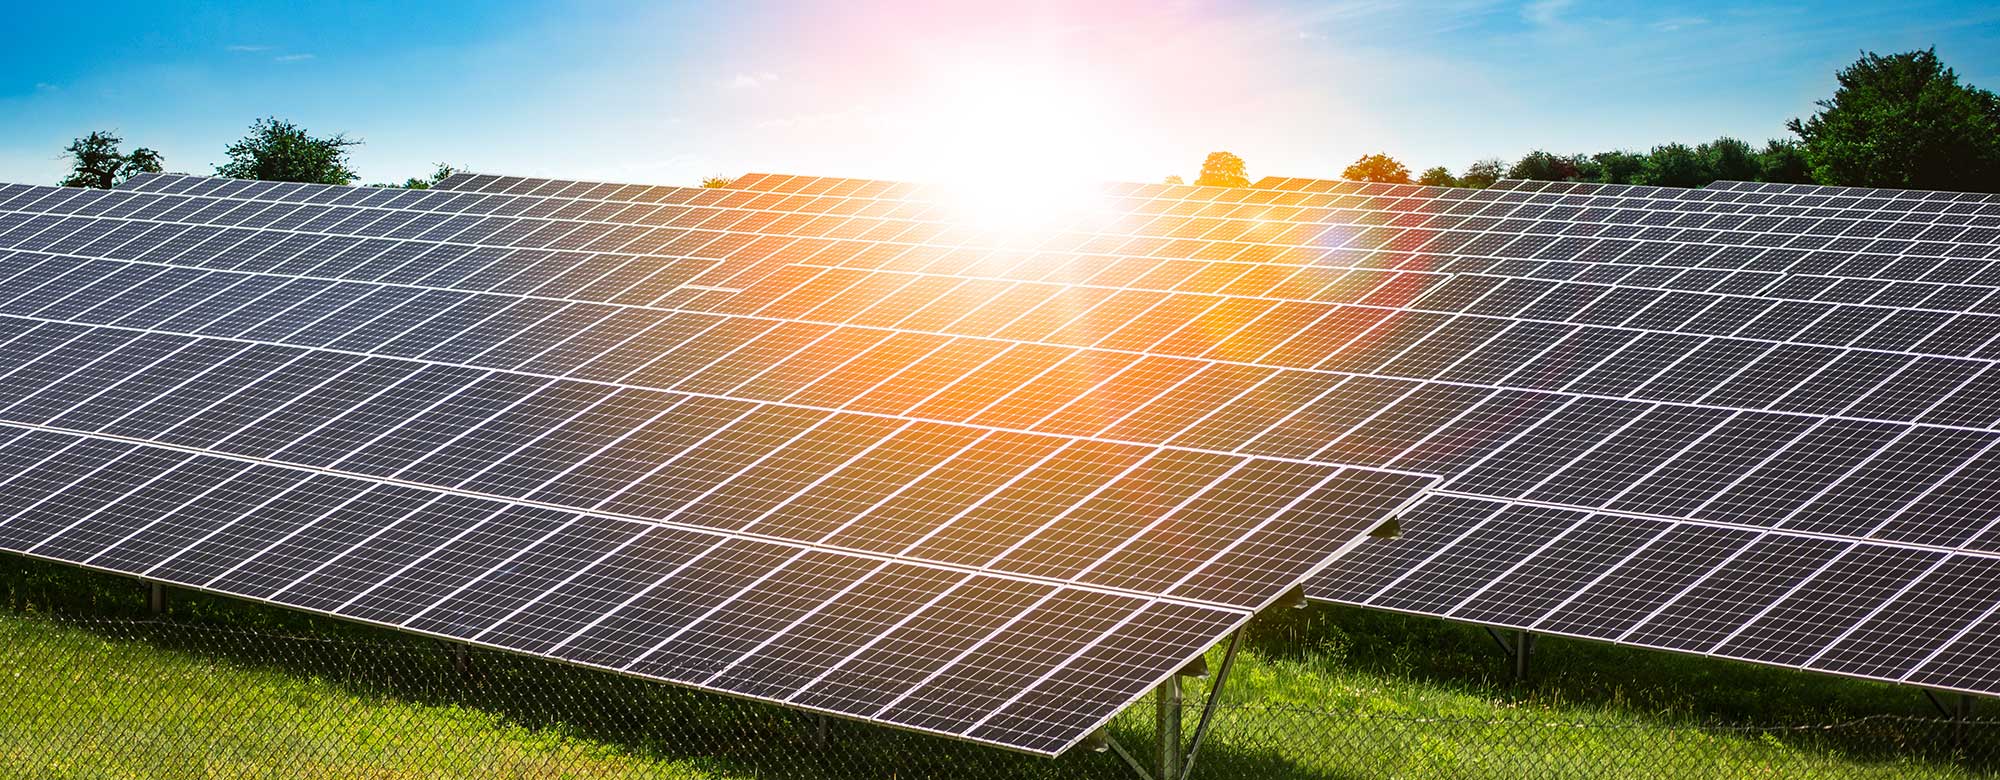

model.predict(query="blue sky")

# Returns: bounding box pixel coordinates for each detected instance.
[4,1,1997,188]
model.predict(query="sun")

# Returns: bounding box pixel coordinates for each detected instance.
[900,60,1115,235]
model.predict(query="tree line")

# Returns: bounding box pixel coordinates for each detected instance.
[1176,49,2000,194]
[60,114,740,191]
[61,117,460,190]
[56,49,2000,195]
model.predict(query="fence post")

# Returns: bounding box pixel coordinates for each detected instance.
[1155,676,1183,780]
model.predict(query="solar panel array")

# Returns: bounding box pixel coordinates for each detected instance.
[1,161,1995,758]
[0,174,1433,756]
[458,168,2000,697]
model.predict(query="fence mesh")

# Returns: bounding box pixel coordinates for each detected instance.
[2,609,1993,780]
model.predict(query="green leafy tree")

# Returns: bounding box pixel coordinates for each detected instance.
[1416,166,1457,187]
[1757,139,1813,184]
[699,175,735,188]
[1194,151,1249,187]
[1638,143,1711,188]
[400,163,463,189]
[1458,158,1505,189]
[1698,137,1760,182]
[1506,150,1582,181]
[1569,155,1604,183]
[59,131,163,188]
[215,117,361,184]
[1787,48,2000,191]
[1589,151,1648,184]
[1162,174,1185,186]
[1341,153,1413,184]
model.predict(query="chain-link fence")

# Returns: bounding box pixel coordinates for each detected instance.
[2,609,1993,780]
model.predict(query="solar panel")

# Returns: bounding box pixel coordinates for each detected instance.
[41,168,2000,705]
[0,178,1436,756]
[422,172,2000,696]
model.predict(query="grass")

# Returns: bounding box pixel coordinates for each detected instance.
[0,618,735,780]
[1,556,1993,779]
[1180,606,1992,779]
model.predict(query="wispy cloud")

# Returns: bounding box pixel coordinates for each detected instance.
[273,53,316,62]
[725,72,779,90]
[225,44,272,52]
[1651,16,1709,33]
[1521,0,1573,28]
[752,107,863,130]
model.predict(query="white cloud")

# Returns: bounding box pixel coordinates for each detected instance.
[226,44,272,52]
[274,53,316,63]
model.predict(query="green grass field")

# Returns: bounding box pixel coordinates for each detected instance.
[0,559,1991,779]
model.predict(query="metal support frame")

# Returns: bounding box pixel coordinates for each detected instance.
[1155,676,1183,779]
[1484,627,1535,680]
[147,582,166,616]
[1101,630,1245,780]
[1922,689,1977,719]
[1925,690,1978,751]
[1179,631,1242,779]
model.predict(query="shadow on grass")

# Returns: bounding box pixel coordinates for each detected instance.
[1241,603,1995,775]
[1243,604,1949,721]
[4,555,1996,779]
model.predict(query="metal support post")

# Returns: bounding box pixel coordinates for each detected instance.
[1483,627,1536,680]
[148,582,166,616]
[1180,631,1243,780]
[1115,630,1243,780]
[1514,630,1535,681]
[1154,676,1183,780]
[1956,694,1974,752]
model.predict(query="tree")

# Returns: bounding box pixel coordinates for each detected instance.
[1416,166,1457,187]
[1458,158,1505,189]
[699,175,735,188]
[215,117,361,184]
[1194,151,1249,187]
[1757,139,1813,184]
[1341,153,1413,184]
[1788,48,2000,191]
[1569,154,1604,183]
[1638,143,1711,188]
[1589,151,1648,184]
[59,131,163,188]
[1698,137,1760,182]
[1162,175,1185,185]
[401,163,463,189]
[1506,150,1582,181]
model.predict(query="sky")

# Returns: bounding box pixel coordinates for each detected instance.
[3,1,1998,189]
